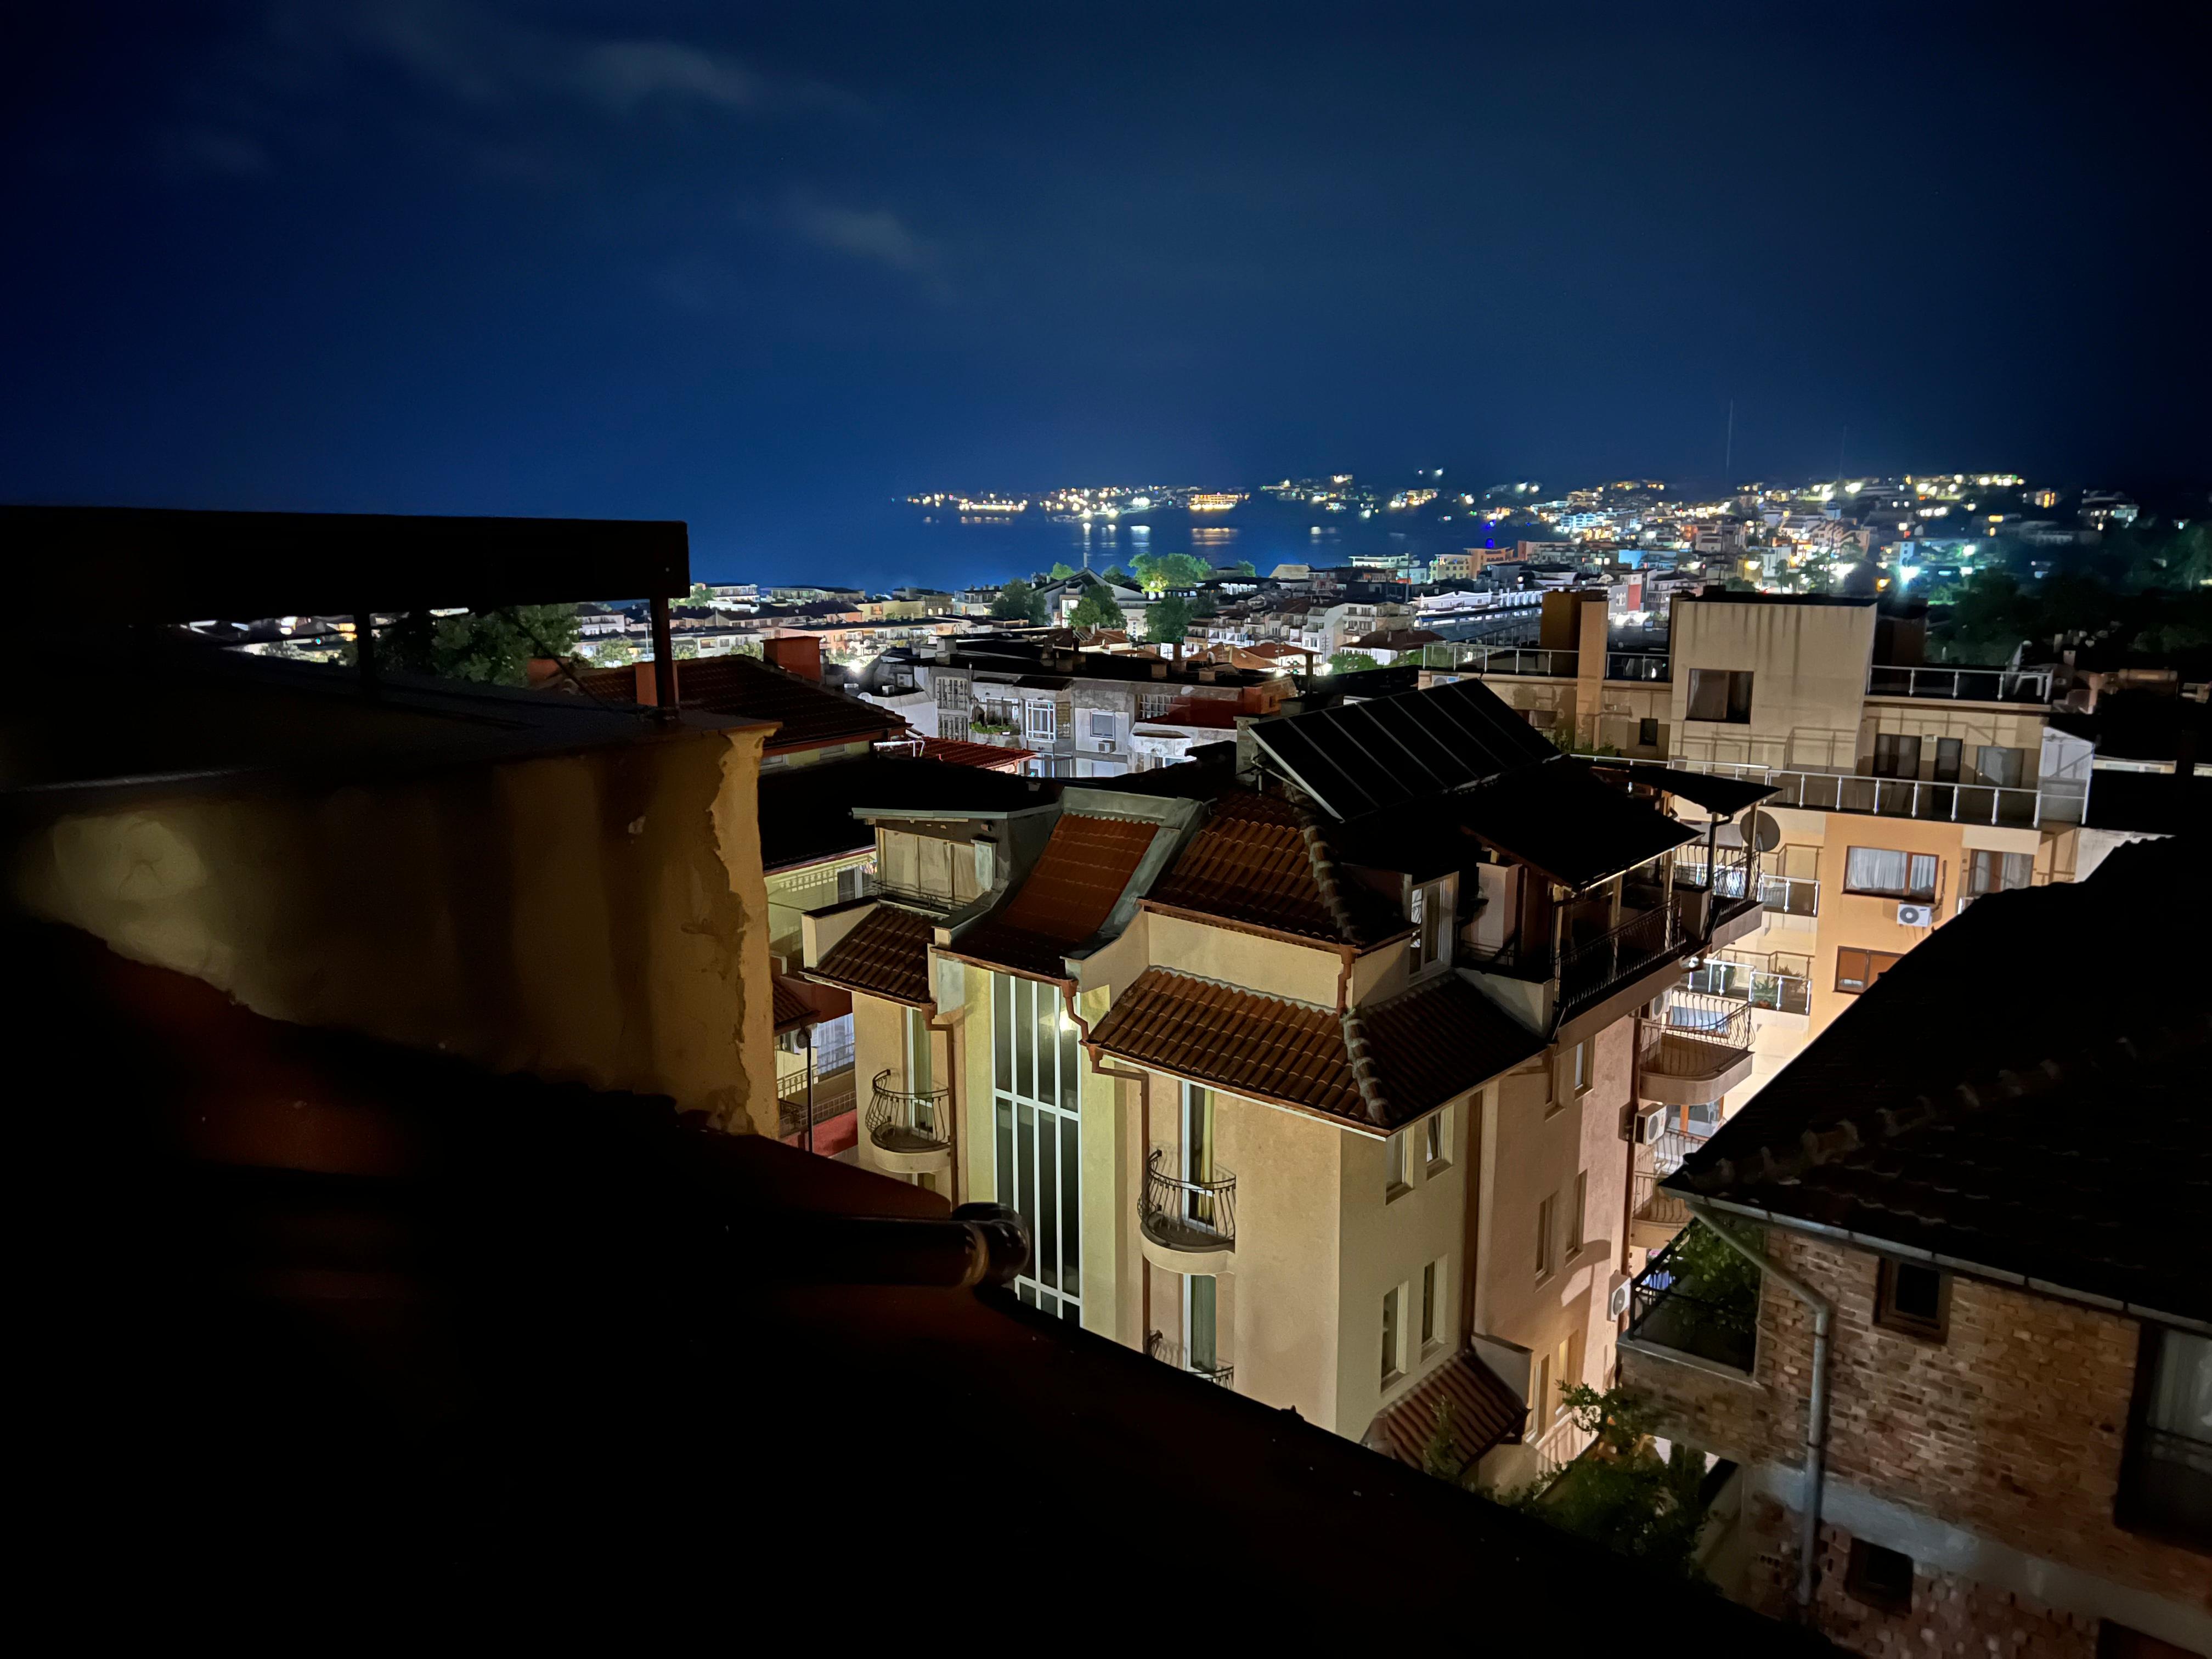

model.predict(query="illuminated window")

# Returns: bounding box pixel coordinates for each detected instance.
[1843,847,1938,900]
[991,973,1082,1322]
[1686,668,1753,723]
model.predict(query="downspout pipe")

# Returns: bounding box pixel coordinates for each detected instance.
[1684,1198,1833,1622]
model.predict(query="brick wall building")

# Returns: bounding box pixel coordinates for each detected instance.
[1615,838,2210,1656]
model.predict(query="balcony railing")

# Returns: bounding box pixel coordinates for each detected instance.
[1417,644,1673,684]
[857,874,966,914]
[1530,1411,1597,1477]
[1650,990,1755,1054]
[1144,1331,1235,1387]
[1605,652,1671,684]
[865,1068,955,1156]
[1632,1171,1692,1233]
[1866,663,2053,703]
[1560,904,1678,1007]
[1758,873,1818,916]
[1626,1233,1759,1374]
[1604,754,2081,828]
[1685,952,1812,1016]
[1141,1148,1237,1255]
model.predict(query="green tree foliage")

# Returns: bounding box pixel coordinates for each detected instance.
[1222,560,1257,578]
[1507,1385,1714,1582]
[1146,594,1194,645]
[356,606,582,688]
[1099,565,1131,585]
[686,582,715,605]
[1048,561,1077,579]
[990,578,1050,624]
[1327,649,1381,675]
[1070,582,1126,631]
[1131,552,1212,594]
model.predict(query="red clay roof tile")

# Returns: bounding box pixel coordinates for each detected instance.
[809,905,934,1007]
[950,812,1158,980]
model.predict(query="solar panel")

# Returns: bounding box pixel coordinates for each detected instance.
[1250,677,1554,820]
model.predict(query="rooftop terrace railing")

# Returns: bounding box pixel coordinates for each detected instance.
[1606,755,2080,828]
[1560,904,1678,1007]
[1866,663,2053,703]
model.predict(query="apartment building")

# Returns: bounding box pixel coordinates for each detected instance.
[1615,840,2208,1655]
[1423,590,2094,1112]
[799,676,1773,1475]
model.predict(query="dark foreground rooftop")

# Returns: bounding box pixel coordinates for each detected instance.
[18,920,1825,1641]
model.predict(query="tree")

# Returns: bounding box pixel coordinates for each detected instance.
[1222,560,1256,578]
[687,582,715,605]
[1132,551,1212,594]
[1327,649,1381,675]
[1192,589,1219,619]
[990,578,1050,624]
[354,605,582,688]
[1500,1384,1714,1582]
[1048,561,1077,580]
[1099,565,1131,586]
[1146,594,1194,645]
[1070,582,1126,631]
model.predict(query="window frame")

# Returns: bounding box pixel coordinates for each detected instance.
[1536,1192,1558,1282]
[2116,1323,2212,1551]
[1385,1128,1409,1197]
[1686,667,1754,724]
[1381,1285,1404,1386]
[1874,1258,1950,1342]
[1842,845,1939,902]
[1843,1538,1915,1614]
[1835,947,1904,994]
[1423,1104,1452,1170]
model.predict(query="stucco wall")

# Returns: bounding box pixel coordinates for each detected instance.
[1224,1090,1344,1425]
[15,725,778,1132]
[1671,599,1876,771]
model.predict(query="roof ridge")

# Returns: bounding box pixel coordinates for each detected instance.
[1685,1010,2212,1198]
[1284,784,1363,945]
[1340,1003,1391,1126]
[1132,963,1334,1018]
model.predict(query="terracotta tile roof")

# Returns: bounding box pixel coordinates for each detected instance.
[809,905,934,1007]
[1671,835,2211,1324]
[573,654,905,751]
[918,735,1032,771]
[1146,789,1402,946]
[1088,968,1542,1132]
[949,812,1159,980]
[1365,1350,1526,1470]
[771,976,820,1033]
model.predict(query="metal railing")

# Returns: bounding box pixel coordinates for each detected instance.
[1626,1236,1759,1374]
[1605,651,1671,683]
[1144,1331,1234,1388]
[1530,1412,1596,1477]
[1866,663,2053,703]
[1632,1171,1692,1233]
[1416,644,1674,684]
[1671,842,1755,897]
[1560,904,1678,1006]
[1140,1147,1238,1254]
[859,873,966,914]
[1602,754,2081,828]
[1685,953,1812,1016]
[1759,873,1819,916]
[1651,990,1754,1053]
[865,1068,955,1155]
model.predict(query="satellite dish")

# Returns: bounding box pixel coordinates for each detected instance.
[1750,810,1781,853]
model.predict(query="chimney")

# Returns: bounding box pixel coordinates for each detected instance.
[1149,659,1168,679]
[764,636,822,681]
[634,659,676,705]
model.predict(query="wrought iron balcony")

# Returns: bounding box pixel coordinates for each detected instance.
[1145,1331,1234,1388]
[866,1069,954,1159]
[1140,1147,1237,1257]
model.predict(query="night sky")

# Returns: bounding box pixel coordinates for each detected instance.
[5,3,2206,586]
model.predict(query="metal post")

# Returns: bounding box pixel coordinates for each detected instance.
[804,1029,816,1156]
[648,593,678,717]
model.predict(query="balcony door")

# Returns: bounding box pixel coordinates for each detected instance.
[992,973,1083,1322]
[902,1005,934,1135]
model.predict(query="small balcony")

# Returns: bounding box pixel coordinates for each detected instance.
[1559,902,1679,1011]
[865,1069,954,1176]
[1145,1331,1234,1388]
[1638,993,1756,1107]
[1623,1227,1760,1378]
[1139,1148,1236,1275]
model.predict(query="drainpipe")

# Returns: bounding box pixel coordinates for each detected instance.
[1061,984,1153,1349]
[1683,1198,1833,1623]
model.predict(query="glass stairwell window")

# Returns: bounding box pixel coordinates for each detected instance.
[991,972,1083,1321]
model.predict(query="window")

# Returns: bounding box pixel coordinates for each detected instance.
[1553,1039,1589,1110]
[1686,668,1753,723]
[1420,1261,1440,1348]
[1843,846,1938,900]
[2118,1325,2211,1548]
[1871,732,1921,778]
[1381,1286,1403,1384]
[1424,1104,1452,1170]
[1874,1259,1949,1341]
[901,1006,936,1132]
[1024,702,1057,740]
[1570,1172,1587,1258]
[1638,716,1660,748]
[1536,1193,1558,1279]
[1186,1275,1219,1377]
[1966,849,2035,898]
[1139,692,1170,719]
[1553,1337,1573,1419]
[1835,947,1904,993]
[991,973,1083,1321]
[1844,1538,1914,1613]
[1385,1129,1409,1194]
[1530,1347,1551,1435]
[1407,876,1453,975]
[1087,709,1116,740]
[1573,1040,1590,1093]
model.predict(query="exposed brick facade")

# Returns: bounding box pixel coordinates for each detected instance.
[1620,1228,2209,1645]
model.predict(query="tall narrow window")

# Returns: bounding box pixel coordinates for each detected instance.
[1536,1193,1558,1279]
[1386,1129,1408,1194]
[1424,1105,1451,1169]
[1570,1172,1588,1257]
[1553,1338,1573,1418]
[902,1005,935,1134]
[1420,1261,1439,1347]
[991,972,1084,1322]
[1187,1276,1218,1378]
[1182,1082,1219,1233]
[1381,1287,1402,1384]
[1530,1349,1551,1435]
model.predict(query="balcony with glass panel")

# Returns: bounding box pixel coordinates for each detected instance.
[866,1069,954,1175]
[1138,1147,1236,1276]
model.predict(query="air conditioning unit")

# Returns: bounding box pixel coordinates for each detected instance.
[1626,1102,1668,1144]
[1897,902,1935,927]
[1607,1274,1633,1321]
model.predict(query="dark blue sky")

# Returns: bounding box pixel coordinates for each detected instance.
[4,3,2205,586]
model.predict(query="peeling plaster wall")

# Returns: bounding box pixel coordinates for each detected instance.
[15,725,776,1132]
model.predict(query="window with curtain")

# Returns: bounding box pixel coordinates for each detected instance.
[1844,846,1938,900]
[1835,947,1904,993]
[1966,849,2035,896]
